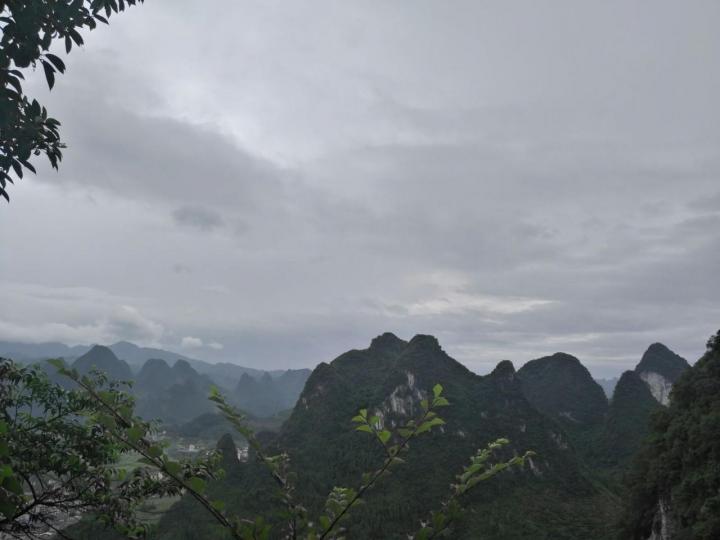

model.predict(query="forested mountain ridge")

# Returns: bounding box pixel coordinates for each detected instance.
[73,345,134,382]
[594,344,689,472]
[517,352,608,426]
[516,352,609,464]
[0,340,301,388]
[21,345,309,422]
[155,333,619,540]
[21,334,700,540]
[510,343,689,484]
[601,370,661,468]
[620,331,720,540]
[233,368,310,417]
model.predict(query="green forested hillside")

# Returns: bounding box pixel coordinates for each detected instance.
[517,352,608,426]
[601,370,660,469]
[620,331,720,540]
[516,352,609,463]
[154,334,618,540]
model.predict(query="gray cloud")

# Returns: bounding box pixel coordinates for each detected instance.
[1,0,718,375]
[172,205,225,232]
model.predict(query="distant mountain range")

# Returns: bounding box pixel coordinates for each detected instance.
[595,376,619,398]
[2,342,311,422]
[0,339,307,390]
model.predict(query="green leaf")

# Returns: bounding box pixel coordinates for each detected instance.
[416,422,432,434]
[45,53,66,73]
[118,405,133,421]
[433,383,443,398]
[164,460,182,476]
[41,61,55,90]
[127,425,144,443]
[378,430,392,445]
[355,424,373,433]
[97,414,116,430]
[0,500,16,520]
[417,527,432,540]
[188,476,206,494]
[46,358,65,371]
[432,510,446,530]
[2,476,22,495]
[433,396,450,407]
[211,499,225,512]
[0,465,12,480]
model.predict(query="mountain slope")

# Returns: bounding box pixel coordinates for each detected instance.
[0,340,88,362]
[621,331,720,539]
[134,359,216,425]
[72,345,133,382]
[601,370,660,467]
[517,353,608,427]
[634,343,690,405]
[157,333,618,540]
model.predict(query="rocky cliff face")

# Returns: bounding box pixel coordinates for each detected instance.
[637,371,673,405]
[634,343,690,406]
[648,498,675,540]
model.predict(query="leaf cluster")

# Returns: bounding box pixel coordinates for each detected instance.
[0,0,144,201]
[0,358,139,537]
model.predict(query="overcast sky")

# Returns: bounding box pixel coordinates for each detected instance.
[1,0,719,376]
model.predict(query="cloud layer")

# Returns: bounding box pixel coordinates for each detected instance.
[1,0,719,376]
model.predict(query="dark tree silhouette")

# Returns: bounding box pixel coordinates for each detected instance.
[0,0,144,202]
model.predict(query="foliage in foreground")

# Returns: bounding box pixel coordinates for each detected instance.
[1,0,144,201]
[1,357,533,539]
[0,358,218,539]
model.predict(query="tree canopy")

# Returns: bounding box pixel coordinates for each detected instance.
[0,0,144,202]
